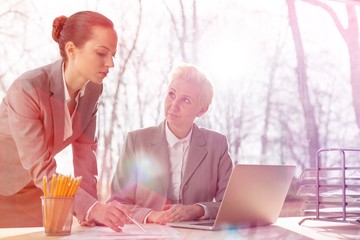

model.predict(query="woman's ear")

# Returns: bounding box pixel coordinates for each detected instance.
[197,105,209,117]
[64,42,76,58]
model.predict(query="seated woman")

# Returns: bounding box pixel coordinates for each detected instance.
[109,63,233,224]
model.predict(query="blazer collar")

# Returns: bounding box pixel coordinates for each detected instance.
[152,121,208,184]
[49,60,66,148]
[146,120,171,193]
[146,120,208,193]
[182,123,207,185]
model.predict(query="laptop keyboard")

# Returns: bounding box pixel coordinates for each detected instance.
[191,221,215,226]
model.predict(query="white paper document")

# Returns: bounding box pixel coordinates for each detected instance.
[63,224,181,239]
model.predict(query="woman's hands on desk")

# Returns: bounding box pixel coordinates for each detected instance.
[147,204,205,224]
[88,201,132,232]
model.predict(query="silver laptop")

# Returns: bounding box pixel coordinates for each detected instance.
[168,164,296,230]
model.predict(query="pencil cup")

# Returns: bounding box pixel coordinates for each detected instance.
[41,196,74,236]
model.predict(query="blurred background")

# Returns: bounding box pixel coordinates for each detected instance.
[1,0,360,211]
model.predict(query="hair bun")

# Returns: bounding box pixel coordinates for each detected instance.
[52,15,67,42]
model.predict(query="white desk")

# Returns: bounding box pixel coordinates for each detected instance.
[1,217,359,239]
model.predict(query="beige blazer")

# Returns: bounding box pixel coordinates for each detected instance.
[0,60,102,221]
[109,121,233,223]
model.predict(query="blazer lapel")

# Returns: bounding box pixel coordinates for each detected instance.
[182,124,207,185]
[146,121,171,194]
[49,60,66,150]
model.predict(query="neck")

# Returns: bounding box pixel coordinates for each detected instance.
[64,66,86,99]
[168,123,192,139]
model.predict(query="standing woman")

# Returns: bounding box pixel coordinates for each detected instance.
[0,11,129,231]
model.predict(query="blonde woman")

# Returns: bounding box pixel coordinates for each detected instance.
[110,64,233,224]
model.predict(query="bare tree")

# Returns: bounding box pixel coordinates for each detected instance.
[0,5,29,92]
[260,37,287,162]
[162,0,189,61]
[97,0,143,200]
[302,0,360,132]
[286,0,320,167]
[161,0,205,64]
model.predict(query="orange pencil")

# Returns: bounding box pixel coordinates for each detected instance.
[70,177,82,196]
[50,174,56,197]
[43,176,47,197]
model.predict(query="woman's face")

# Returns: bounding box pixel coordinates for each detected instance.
[70,26,118,84]
[164,78,207,135]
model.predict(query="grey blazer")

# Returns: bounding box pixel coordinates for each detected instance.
[110,120,233,223]
[0,60,102,221]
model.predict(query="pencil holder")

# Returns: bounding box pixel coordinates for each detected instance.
[41,196,74,236]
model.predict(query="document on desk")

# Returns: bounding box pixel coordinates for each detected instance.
[62,224,181,239]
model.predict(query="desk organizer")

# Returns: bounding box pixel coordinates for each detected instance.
[297,148,360,225]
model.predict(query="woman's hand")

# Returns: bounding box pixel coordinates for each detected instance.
[146,210,165,224]
[148,204,205,224]
[88,201,132,232]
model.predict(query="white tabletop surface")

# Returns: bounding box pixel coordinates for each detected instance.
[0,217,359,239]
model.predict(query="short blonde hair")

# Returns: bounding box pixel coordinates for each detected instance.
[169,63,214,107]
